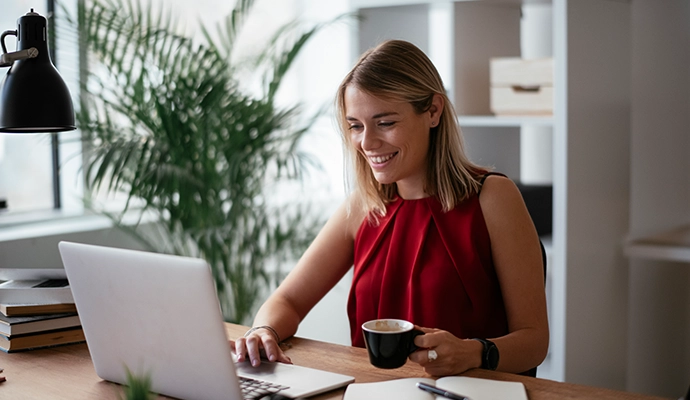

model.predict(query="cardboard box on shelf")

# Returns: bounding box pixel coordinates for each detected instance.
[490,58,554,116]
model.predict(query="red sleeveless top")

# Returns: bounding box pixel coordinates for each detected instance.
[347,194,508,347]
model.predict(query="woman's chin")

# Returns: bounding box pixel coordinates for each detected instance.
[372,174,395,185]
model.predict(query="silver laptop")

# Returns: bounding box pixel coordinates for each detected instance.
[58,241,354,400]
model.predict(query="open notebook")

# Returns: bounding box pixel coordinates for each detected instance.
[58,241,354,400]
[344,376,527,400]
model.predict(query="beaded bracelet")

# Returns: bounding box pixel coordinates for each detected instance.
[244,325,281,343]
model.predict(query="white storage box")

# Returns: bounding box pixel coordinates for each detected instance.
[490,58,554,116]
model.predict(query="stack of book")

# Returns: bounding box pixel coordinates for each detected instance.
[0,270,85,352]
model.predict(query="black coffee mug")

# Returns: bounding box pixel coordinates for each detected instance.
[361,319,424,369]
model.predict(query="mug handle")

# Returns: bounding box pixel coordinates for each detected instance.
[408,329,425,354]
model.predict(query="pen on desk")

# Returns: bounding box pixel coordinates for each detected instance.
[416,382,472,400]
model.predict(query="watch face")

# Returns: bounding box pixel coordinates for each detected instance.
[473,338,500,370]
[486,343,499,370]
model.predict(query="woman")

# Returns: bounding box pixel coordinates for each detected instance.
[234,39,548,377]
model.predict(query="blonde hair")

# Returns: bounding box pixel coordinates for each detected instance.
[335,40,486,217]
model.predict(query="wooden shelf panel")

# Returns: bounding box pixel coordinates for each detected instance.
[625,224,690,262]
[458,115,554,127]
[351,0,551,9]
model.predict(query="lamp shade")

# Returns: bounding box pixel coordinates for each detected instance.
[0,10,75,133]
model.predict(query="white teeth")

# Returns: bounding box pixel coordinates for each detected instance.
[369,153,395,164]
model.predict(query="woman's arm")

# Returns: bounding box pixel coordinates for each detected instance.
[234,199,362,367]
[480,175,549,373]
[410,175,549,375]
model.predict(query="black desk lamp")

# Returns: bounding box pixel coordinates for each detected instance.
[0,9,75,133]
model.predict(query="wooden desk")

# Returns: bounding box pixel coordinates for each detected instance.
[0,323,670,400]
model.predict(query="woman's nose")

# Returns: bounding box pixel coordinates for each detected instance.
[360,127,380,151]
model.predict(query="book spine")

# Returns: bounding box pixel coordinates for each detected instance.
[0,328,85,352]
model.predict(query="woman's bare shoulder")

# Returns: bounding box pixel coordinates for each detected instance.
[480,174,519,194]
[478,175,525,217]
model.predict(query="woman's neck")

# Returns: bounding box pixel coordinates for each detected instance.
[395,180,429,200]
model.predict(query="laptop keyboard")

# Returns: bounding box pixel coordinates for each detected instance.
[239,376,290,399]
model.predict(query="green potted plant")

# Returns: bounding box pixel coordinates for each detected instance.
[121,368,154,400]
[69,0,329,323]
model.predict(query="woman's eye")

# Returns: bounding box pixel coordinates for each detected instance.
[348,124,363,131]
[378,121,395,127]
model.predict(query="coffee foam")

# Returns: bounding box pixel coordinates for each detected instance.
[364,319,412,333]
[373,320,404,332]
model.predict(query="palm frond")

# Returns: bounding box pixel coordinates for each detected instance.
[200,0,255,60]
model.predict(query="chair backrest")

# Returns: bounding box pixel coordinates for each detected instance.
[540,239,547,284]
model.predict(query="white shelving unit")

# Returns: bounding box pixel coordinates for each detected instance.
[351,0,633,389]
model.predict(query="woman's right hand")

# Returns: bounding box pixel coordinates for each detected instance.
[233,327,292,367]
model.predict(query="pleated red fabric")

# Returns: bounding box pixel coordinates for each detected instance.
[348,195,508,347]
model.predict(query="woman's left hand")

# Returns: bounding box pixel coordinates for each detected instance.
[408,326,482,376]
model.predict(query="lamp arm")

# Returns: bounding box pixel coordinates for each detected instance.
[1,29,38,68]
[0,48,39,67]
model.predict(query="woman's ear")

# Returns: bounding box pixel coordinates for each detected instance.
[428,93,445,126]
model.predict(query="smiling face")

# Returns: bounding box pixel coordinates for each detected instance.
[335,40,478,215]
[344,85,440,199]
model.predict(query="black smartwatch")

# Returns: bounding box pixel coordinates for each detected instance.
[472,338,499,370]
